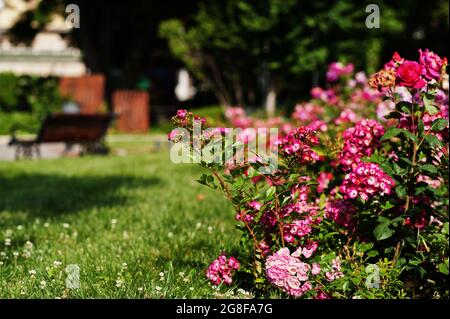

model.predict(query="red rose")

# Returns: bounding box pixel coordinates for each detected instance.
[396,61,426,89]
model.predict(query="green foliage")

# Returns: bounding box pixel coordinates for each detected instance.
[0,73,64,134]
[0,112,40,135]
[159,0,406,107]
[0,145,242,298]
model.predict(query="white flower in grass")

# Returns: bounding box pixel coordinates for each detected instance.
[207,226,213,234]
[5,229,13,237]
[39,281,47,289]
[29,269,37,276]
[189,287,194,291]
[24,241,33,250]
[17,225,23,230]
[62,223,70,229]
[159,272,165,277]
[53,260,62,267]
[196,222,202,229]
[138,287,143,292]
[111,219,118,228]
[0,261,3,266]
[23,250,32,259]
[4,238,11,246]
[178,272,185,277]
[44,223,50,228]
[13,251,19,257]
[155,286,162,292]
[167,232,174,238]
[116,278,124,288]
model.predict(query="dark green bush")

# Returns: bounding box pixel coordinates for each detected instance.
[0,73,64,134]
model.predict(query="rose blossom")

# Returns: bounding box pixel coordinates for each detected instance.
[419,49,446,81]
[396,60,426,89]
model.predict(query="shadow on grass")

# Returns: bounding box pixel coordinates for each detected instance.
[0,172,161,221]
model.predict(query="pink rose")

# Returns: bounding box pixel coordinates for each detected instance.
[384,52,404,70]
[267,266,289,286]
[312,263,321,275]
[396,61,426,89]
[286,276,302,290]
[419,49,445,81]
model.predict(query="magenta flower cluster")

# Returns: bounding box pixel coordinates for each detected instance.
[277,127,320,164]
[325,200,357,229]
[265,247,320,298]
[326,62,354,82]
[339,119,385,170]
[340,162,395,201]
[206,254,240,285]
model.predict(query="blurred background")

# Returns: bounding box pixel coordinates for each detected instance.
[0,0,448,135]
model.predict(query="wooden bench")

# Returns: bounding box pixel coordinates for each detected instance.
[9,113,114,160]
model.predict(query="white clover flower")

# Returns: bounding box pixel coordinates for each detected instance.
[17,225,23,230]
[189,287,194,291]
[5,229,13,237]
[178,272,185,277]
[62,223,70,229]
[29,269,37,276]
[44,223,50,228]
[167,232,174,238]
[53,260,62,267]
[4,238,11,246]
[13,251,19,257]
[115,279,123,288]
[155,286,162,291]
[196,222,202,229]
[39,281,47,289]
[159,272,165,277]
[24,241,34,250]
[137,287,143,292]
[207,226,213,234]
[22,250,32,259]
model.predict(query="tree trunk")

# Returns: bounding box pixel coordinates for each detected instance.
[265,83,277,118]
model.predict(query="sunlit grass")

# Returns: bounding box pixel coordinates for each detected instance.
[0,139,248,298]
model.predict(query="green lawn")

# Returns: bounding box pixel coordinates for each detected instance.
[0,139,246,298]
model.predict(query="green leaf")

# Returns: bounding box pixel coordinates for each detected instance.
[431,118,448,132]
[438,262,449,275]
[381,128,402,141]
[402,130,419,143]
[419,164,437,174]
[266,186,276,198]
[358,242,374,252]
[384,111,402,119]
[423,94,439,115]
[424,134,442,148]
[395,184,407,198]
[367,250,379,258]
[442,222,449,235]
[373,223,395,241]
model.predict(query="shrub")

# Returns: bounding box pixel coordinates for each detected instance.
[169,50,449,298]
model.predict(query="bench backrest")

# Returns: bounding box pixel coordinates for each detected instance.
[37,113,113,143]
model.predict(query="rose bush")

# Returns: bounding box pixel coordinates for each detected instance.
[169,49,449,298]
